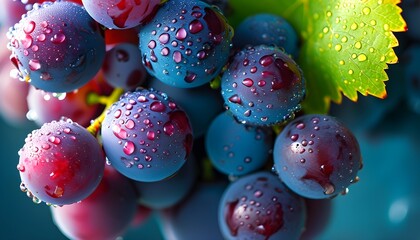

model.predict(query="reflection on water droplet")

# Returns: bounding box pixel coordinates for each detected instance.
[323,183,335,195]
[362,7,371,15]
[358,54,367,62]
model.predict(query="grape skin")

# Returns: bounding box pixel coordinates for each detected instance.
[273,114,362,199]
[18,118,105,205]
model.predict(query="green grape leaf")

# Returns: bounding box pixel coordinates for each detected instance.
[227,0,407,113]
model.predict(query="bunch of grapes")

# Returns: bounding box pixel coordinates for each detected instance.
[1,0,366,239]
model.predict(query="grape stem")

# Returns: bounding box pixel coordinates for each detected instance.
[87,88,125,136]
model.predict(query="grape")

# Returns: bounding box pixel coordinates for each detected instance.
[26,74,105,127]
[82,0,161,29]
[148,78,224,137]
[205,111,273,177]
[273,114,362,199]
[50,166,138,240]
[101,88,193,182]
[7,1,106,93]
[159,182,228,240]
[218,171,306,240]
[102,43,148,90]
[133,154,198,209]
[17,118,105,205]
[233,14,299,57]
[221,45,306,126]
[138,0,233,88]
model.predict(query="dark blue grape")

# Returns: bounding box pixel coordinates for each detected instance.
[273,114,362,199]
[18,118,105,205]
[133,153,198,209]
[218,171,306,240]
[159,182,228,240]
[221,45,305,126]
[139,0,233,88]
[148,78,224,137]
[101,88,193,182]
[205,111,273,177]
[102,43,148,90]
[233,14,299,57]
[7,1,105,93]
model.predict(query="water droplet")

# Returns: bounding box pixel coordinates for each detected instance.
[254,190,263,198]
[323,183,335,195]
[189,19,204,34]
[24,21,36,34]
[334,44,342,51]
[229,94,242,104]
[341,36,348,43]
[350,22,358,30]
[123,141,135,155]
[358,54,367,62]
[259,55,274,67]
[176,28,187,40]
[173,51,182,63]
[17,164,25,172]
[150,101,166,112]
[362,7,371,15]
[50,33,66,44]
[354,41,362,49]
[159,33,170,44]
[125,119,135,129]
[383,24,390,31]
[242,78,254,87]
[48,136,61,144]
[112,124,128,139]
[147,130,155,140]
[21,35,33,49]
[163,122,175,136]
[29,59,41,71]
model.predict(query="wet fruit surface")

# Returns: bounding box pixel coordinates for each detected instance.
[101,88,193,182]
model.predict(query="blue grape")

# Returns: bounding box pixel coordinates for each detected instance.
[221,45,305,126]
[101,88,193,182]
[102,43,148,91]
[18,118,105,205]
[139,0,233,88]
[205,111,273,177]
[7,1,105,93]
[218,171,306,240]
[133,154,198,209]
[233,14,299,57]
[273,114,362,199]
[159,182,228,240]
[148,78,224,137]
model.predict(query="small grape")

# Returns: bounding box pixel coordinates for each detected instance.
[102,43,148,90]
[221,45,305,126]
[205,111,273,177]
[101,88,193,182]
[233,14,299,57]
[218,171,306,240]
[273,114,362,199]
[18,118,105,205]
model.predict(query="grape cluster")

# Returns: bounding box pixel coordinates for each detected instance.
[2,0,365,239]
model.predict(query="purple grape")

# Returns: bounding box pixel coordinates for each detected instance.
[7,1,105,93]
[233,14,299,57]
[221,45,305,126]
[18,118,105,205]
[218,171,306,240]
[273,114,362,199]
[101,88,193,182]
[139,0,233,88]
[102,43,148,90]
[82,0,161,29]
[205,111,273,177]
